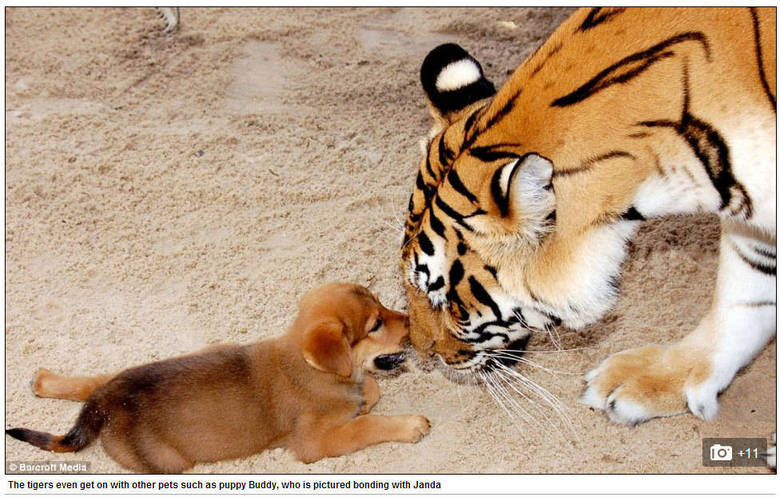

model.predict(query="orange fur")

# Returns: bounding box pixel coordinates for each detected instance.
[401,8,774,424]
[402,7,775,366]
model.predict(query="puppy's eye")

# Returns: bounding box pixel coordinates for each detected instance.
[368,318,383,333]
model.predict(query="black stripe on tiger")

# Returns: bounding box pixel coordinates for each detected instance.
[447,169,478,204]
[469,145,522,163]
[449,259,465,288]
[424,148,439,183]
[639,114,751,218]
[749,8,776,112]
[463,105,491,149]
[552,32,711,108]
[434,195,485,232]
[427,276,446,293]
[463,107,481,140]
[468,276,503,320]
[412,253,430,280]
[729,239,776,276]
[640,57,753,218]
[447,292,469,325]
[438,133,455,166]
[406,194,421,224]
[444,263,467,316]
[578,7,627,32]
[445,262,468,317]
[464,312,527,344]
[512,307,527,327]
[475,89,520,137]
[487,335,532,369]
[453,229,468,256]
[461,322,510,344]
[752,244,776,259]
[552,150,635,178]
[415,171,435,208]
[417,231,435,256]
[428,209,446,239]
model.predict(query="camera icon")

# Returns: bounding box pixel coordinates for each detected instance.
[710,444,733,461]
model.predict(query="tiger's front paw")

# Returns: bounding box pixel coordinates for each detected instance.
[581,345,712,425]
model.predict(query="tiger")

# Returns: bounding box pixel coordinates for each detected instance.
[401,7,776,426]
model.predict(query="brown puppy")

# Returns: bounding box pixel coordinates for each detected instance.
[7,283,430,473]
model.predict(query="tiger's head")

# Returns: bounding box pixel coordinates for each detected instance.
[401,43,639,374]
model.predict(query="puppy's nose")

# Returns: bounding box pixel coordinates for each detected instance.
[374,352,406,370]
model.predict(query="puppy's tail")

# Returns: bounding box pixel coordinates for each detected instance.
[6,398,106,453]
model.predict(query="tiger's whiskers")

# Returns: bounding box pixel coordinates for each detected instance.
[381,218,404,238]
[473,354,577,439]
[494,362,576,437]
[479,371,527,423]
[545,323,563,350]
[521,346,594,355]
[490,368,564,439]
[479,370,560,439]
[486,350,581,376]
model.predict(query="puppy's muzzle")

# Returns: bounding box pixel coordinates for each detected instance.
[373,352,406,371]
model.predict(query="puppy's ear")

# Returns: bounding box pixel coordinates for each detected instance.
[302,321,352,377]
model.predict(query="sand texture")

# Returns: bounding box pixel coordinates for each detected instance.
[5,8,775,474]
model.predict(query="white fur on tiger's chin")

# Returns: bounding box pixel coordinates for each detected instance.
[435,59,481,92]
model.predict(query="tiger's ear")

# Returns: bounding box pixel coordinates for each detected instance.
[420,43,496,124]
[302,320,353,377]
[492,154,555,237]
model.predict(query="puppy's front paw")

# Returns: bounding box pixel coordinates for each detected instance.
[582,345,711,425]
[32,368,54,397]
[399,415,431,443]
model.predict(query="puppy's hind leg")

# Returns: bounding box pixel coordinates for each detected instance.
[33,369,115,401]
[133,428,194,474]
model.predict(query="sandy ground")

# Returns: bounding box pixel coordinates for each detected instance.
[5,8,775,474]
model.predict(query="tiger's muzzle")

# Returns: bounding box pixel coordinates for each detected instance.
[407,283,532,373]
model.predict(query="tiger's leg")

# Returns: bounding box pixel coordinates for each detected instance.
[33,368,115,401]
[582,219,776,424]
